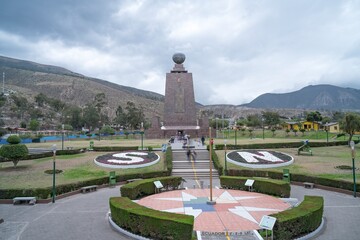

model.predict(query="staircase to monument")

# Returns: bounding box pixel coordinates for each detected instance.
[171,149,219,179]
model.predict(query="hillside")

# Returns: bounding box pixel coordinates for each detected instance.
[1,55,359,129]
[0,55,165,126]
[244,85,360,111]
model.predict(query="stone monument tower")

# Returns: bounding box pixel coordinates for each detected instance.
[147,53,209,138]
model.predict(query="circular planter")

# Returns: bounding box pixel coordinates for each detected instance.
[226,149,294,169]
[94,151,160,169]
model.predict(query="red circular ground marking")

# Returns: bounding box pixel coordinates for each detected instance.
[136,189,290,232]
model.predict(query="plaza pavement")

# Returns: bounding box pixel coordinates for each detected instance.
[1,179,360,240]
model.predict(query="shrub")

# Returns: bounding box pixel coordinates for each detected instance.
[0,136,28,167]
[165,147,173,174]
[110,197,194,240]
[227,169,360,194]
[93,146,138,151]
[121,176,182,200]
[220,176,290,197]
[271,196,324,240]
[7,135,21,144]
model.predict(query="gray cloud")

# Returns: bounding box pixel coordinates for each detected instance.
[1,0,360,105]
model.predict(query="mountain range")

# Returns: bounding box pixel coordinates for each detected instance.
[244,84,360,111]
[1,55,359,125]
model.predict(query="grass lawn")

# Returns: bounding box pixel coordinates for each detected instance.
[0,137,359,189]
[218,145,360,183]
[0,150,166,189]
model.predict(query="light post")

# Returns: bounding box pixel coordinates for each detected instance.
[216,118,219,139]
[207,127,216,205]
[98,121,101,141]
[350,141,357,198]
[52,144,57,203]
[61,124,64,150]
[224,139,227,175]
[262,118,265,140]
[325,123,329,143]
[141,122,144,150]
[222,113,224,139]
[235,127,237,147]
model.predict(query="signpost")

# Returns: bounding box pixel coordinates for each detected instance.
[207,127,216,205]
[245,179,255,192]
[350,141,357,197]
[259,215,277,240]
[52,144,57,203]
[154,180,163,193]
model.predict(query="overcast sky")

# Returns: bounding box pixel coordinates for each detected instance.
[1,0,360,105]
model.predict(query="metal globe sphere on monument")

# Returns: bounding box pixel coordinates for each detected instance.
[172,53,186,64]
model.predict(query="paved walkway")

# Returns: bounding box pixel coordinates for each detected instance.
[1,181,360,240]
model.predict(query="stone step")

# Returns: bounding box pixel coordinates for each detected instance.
[172,169,218,173]
[171,173,219,179]
[173,166,215,170]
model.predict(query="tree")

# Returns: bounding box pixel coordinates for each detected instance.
[10,95,28,119]
[125,101,146,130]
[101,125,115,135]
[271,128,276,137]
[247,114,262,127]
[49,99,66,112]
[306,111,322,122]
[64,106,83,130]
[0,135,28,167]
[343,113,360,143]
[300,128,306,136]
[83,104,100,130]
[114,105,127,128]
[332,111,345,122]
[262,111,280,128]
[35,93,48,107]
[29,119,40,131]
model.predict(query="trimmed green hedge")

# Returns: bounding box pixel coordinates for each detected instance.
[214,140,358,150]
[93,146,138,151]
[110,197,194,240]
[207,145,223,175]
[120,176,183,200]
[271,196,324,240]
[165,147,173,175]
[220,176,290,197]
[0,171,170,199]
[227,169,360,193]
[0,148,87,163]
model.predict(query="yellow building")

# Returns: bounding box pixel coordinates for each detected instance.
[301,121,320,131]
[285,121,321,131]
[323,122,340,133]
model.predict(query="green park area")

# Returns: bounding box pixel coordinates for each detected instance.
[0,133,359,190]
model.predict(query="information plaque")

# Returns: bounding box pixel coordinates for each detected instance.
[259,215,277,230]
[154,181,163,189]
[245,179,255,187]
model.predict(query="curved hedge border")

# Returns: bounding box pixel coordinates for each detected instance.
[93,146,138,151]
[220,176,290,197]
[271,195,324,240]
[0,171,170,199]
[165,147,173,175]
[227,169,360,193]
[110,197,194,240]
[0,148,87,163]
[120,176,182,200]
[207,145,223,175]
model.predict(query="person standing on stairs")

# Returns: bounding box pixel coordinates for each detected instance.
[186,148,191,160]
